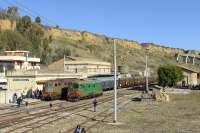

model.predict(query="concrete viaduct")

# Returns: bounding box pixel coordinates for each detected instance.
[175,54,200,66]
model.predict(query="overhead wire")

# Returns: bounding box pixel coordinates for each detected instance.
[3,0,60,28]
[12,0,60,27]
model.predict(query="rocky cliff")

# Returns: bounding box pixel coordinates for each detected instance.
[1,19,199,55]
[0,19,16,30]
[47,27,199,55]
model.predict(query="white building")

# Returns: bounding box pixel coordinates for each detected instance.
[0,51,40,71]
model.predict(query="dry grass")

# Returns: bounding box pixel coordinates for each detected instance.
[91,90,200,133]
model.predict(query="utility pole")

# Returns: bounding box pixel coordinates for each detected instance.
[64,55,65,78]
[145,48,149,92]
[114,39,117,123]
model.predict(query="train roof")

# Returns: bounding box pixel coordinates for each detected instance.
[89,76,119,81]
[69,78,101,83]
[37,78,78,84]
[87,74,119,78]
[120,76,156,79]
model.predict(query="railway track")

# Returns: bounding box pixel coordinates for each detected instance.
[64,91,140,133]
[0,88,141,133]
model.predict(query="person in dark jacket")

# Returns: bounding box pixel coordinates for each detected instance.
[17,96,22,107]
[93,99,97,112]
[81,127,86,133]
[25,101,28,108]
[74,125,80,133]
[49,103,52,109]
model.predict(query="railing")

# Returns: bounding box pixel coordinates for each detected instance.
[15,65,40,69]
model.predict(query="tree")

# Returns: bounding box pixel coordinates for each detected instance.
[7,6,19,21]
[157,65,184,86]
[49,35,53,43]
[17,15,32,35]
[35,16,41,23]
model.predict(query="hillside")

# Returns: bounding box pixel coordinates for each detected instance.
[1,19,200,75]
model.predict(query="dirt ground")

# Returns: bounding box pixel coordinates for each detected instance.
[1,88,200,133]
[90,89,200,133]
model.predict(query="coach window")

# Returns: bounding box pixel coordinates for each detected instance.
[88,85,90,88]
[55,83,57,87]
[93,84,95,87]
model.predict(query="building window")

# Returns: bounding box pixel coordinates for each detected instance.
[18,62,22,66]
[75,68,78,73]
[31,62,36,66]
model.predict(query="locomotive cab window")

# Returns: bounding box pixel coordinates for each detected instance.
[46,84,53,87]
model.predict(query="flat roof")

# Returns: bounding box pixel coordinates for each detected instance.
[5,51,29,53]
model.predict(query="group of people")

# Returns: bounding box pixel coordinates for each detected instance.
[28,89,42,99]
[74,125,85,133]
[175,84,200,90]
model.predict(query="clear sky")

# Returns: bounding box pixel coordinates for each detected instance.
[1,0,200,51]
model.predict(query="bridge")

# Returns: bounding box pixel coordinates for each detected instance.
[175,54,200,66]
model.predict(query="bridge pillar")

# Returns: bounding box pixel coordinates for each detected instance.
[183,56,188,64]
[198,58,200,66]
[174,54,179,61]
[189,57,195,65]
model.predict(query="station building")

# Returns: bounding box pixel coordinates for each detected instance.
[0,53,111,104]
[179,66,199,85]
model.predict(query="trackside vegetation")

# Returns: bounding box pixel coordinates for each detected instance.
[157,65,184,86]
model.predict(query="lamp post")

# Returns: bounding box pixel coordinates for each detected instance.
[114,39,117,123]
[145,48,149,92]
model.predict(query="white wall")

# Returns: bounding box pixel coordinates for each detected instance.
[0,89,24,104]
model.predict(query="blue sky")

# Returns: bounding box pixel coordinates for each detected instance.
[1,0,200,51]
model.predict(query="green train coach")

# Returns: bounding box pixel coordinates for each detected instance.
[67,79,103,102]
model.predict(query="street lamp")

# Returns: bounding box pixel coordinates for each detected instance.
[145,48,149,92]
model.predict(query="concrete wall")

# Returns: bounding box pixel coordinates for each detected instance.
[0,89,24,104]
[7,77,36,90]
[182,70,197,85]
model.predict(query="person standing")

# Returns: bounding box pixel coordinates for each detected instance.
[74,125,80,133]
[49,103,52,109]
[93,99,97,112]
[17,96,22,107]
[25,101,28,108]
[81,127,86,133]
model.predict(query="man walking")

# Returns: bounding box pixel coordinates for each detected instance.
[25,101,28,108]
[17,96,22,107]
[93,99,97,112]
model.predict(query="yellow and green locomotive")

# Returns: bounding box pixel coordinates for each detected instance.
[41,78,77,100]
[67,79,103,102]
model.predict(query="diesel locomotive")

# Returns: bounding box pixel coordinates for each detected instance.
[67,79,103,102]
[41,75,156,101]
[41,78,77,100]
